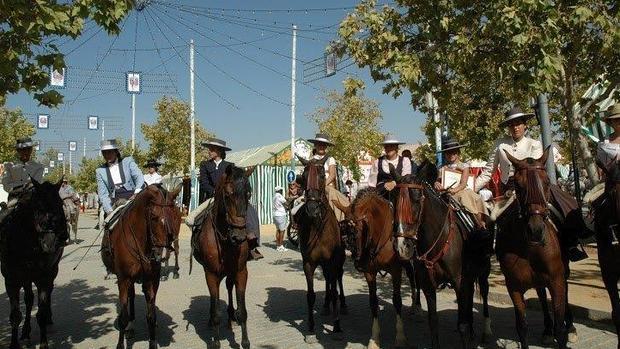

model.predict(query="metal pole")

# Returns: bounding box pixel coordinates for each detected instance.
[83,137,86,158]
[290,25,297,170]
[69,151,72,175]
[189,39,197,212]
[131,94,136,150]
[536,94,557,185]
[102,119,105,140]
[425,92,442,164]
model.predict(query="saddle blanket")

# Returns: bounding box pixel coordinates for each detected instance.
[99,200,132,232]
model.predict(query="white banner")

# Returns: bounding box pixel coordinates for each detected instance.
[37,114,49,129]
[88,115,98,130]
[44,167,49,175]
[49,161,55,168]
[126,72,141,93]
[325,51,337,77]
[50,67,66,88]
[69,141,77,152]
[57,152,64,161]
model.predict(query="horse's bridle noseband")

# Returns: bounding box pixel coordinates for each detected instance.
[514,165,550,218]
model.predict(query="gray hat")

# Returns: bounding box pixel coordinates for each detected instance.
[605,103,620,121]
[438,136,466,153]
[201,138,231,151]
[100,139,119,151]
[499,106,535,127]
[144,159,162,168]
[308,133,334,146]
[379,134,405,146]
[15,137,34,149]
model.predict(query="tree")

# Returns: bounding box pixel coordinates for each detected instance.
[309,78,384,181]
[141,96,215,175]
[0,0,132,107]
[0,106,36,162]
[73,157,101,193]
[338,0,619,184]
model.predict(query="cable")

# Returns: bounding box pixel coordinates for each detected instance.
[132,11,139,71]
[142,8,180,97]
[153,1,394,13]
[63,26,104,57]
[144,7,239,109]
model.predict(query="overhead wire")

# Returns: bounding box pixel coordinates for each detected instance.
[153,1,394,13]
[142,7,181,97]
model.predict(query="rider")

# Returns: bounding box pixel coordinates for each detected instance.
[187,138,263,260]
[95,139,144,219]
[143,159,163,186]
[475,106,588,262]
[367,134,412,199]
[596,103,620,243]
[0,137,44,226]
[434,136,487,230]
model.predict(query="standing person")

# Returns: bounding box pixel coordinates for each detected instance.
[143,159,163,186]
[272,186,288,251]
[401,148,419,175]
[475,106,588,261]
[596,103,620,243]
[59,179,81,243]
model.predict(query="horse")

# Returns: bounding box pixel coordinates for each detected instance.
[189,165,254,349]
[101,184,181,349]
[334,187,418,349]
[295,155,346,343]
[398,161,492,349]
[161,207,182,281]
[496,148,569,348]
[595,158,620,348]
[0,179,68,349]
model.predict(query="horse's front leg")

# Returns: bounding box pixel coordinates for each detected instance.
[420,273,440,348]
[235,268,250,349]
[456,275,474,349]
[508,289,528,349]
[20,283,34,341]
[321,278,331,315]
[365,271,380,349]
[6,281,21,349]
[404,261,420,314]
[226,275,236,328]
[391,266,406,348]
[143,278,160,349]
[549,280,568,349]
[328,265,342,337]
[478,267,493,342]
[35,281,52,349]
[116,278,131,349]
[303,261,318,344]
[536,287,554,345]
[205,270,222,348]
[125,283,136,339]
[337,258,347,314]
[173,239,180,279]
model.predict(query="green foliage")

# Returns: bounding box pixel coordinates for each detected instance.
[141,96,215,175]
[0,106,35,162]
[0,0,132,107]
[116,138,148,171]
[73,157,101,193]
[310,78,384,181]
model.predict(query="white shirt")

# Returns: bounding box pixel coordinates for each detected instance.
[475,135,543,191]
[214,158,223,170]
[312,154,336,177]
[597,140,620,171]
[272,192,287,217]
[144,172,163,186]
[367,156,412,187]
[108,161,123,185]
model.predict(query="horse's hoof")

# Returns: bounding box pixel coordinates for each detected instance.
[541,334,555,346]
[367,338,380,349]
[304,334,318,344]
[241,339,251,349]
[149,340,158,349]
[568,331,578,343]
[209,339,221,349]
[173,272,180,280]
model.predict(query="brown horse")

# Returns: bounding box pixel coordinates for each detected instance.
[497,148,568,348]
[161,207,182,281]
[101,184,181,349]
[397,163,492,349]
[190,165,254,349]
[296,155,346,343]
[335,187,417,348]
[595,159,620,348]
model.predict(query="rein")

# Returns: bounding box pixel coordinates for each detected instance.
[416,206,455,270]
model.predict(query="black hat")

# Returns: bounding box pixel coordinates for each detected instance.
[16,137,34,149]
[144,159,162,168]
[201,138,232,151]
[499,106,535,127]
[438,136,466,153]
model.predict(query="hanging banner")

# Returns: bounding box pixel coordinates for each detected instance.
[325,51,337,77]
[50,67,66,88]
[57,152,64,161]
[88,115,99,130]
[49,161,55,168]
[44,167,49,175]
[126,72,141,94]
[68,141,77,152]
[34,141,40,151]
[37,114,49,129]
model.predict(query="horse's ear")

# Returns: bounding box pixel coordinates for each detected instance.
[416,160,438,183]
[296,155,308,166]
[503,149,523,168]
[245,166,256,178]
[539,146,551,165]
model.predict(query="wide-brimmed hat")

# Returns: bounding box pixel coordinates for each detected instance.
[605,103,620,121]
[144,159,162,168]
[15,137,34,149]
[499,106,535,127]
[201,138,231,151]
[438,136,466,153]
[100,139,119,151]
[308,133,334,146]
[379,134,405,146]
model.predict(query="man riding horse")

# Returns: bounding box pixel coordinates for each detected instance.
[143,159,163,186]
[475,106,588,261]
[186,137,263,260]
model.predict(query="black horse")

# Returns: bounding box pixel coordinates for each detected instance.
[0,179,68,349]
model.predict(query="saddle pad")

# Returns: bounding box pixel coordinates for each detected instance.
[104,201,131,231]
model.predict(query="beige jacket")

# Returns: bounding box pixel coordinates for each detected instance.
[475,135,543,191]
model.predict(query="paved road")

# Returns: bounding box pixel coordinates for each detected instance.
[0,214,616,348]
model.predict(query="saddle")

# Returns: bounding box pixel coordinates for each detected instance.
[104,200,133,233]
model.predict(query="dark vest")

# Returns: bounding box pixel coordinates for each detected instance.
[377,156,404,184]
[104,160,132,201]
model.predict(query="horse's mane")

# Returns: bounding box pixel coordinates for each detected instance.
[350,187,389,217]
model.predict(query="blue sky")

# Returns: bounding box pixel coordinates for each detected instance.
[6,0,427,160]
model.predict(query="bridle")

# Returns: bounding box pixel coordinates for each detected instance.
[395,183,425,238]
[513,165,550,218]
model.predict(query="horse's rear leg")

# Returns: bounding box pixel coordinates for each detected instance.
[115,278,131,349]
[303,261,318,344]
[391,268,406,348]
[337,260,348,314]
[422,283,440,348]
[328,267,342,336]
[321,278,331,315]
[143,279,160,349]
[173,240,180,279]
[235,268,250,349]
[365,272,381,349]
[6,282,21,349]
[20,283,34,341]
[205,270,222,348]
[124,283,136,339]
[478,270,493,342]
[536,287,554,345]
[564,279,578,343]
[226,276,237,328]
[602,272,620,349]
[457,277,475,349]
[509,290,529,349]
[550,282,568,349]
[404,262,421,314]
[35,280,54,349]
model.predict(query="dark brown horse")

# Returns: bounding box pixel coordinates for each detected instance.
[595,158,620,348]
[190,165,254,349]
[1,179,67,349]
[102,184,181,349]
[399,162,492,349]
[497,148,568,348]
[161,207,182,281]
[335,187,416,348]
[296,155,346,343]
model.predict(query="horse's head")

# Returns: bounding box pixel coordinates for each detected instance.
[598,156,620,222]
[216,165,254,245]
[505,147,552,243]
[31,179,67,254]
[298,155,328,219]
[145,184,182,262]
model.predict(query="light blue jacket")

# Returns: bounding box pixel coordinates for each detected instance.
[96,157,144,213]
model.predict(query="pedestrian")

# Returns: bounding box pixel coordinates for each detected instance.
[273,185,288,251]
[143,159,163,185]
[595,103,620,243]
[401,148,419,175]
